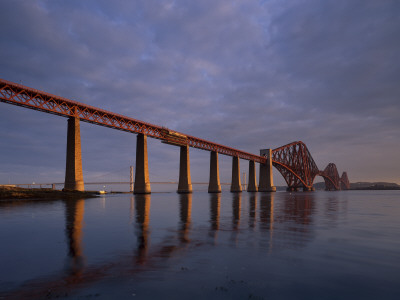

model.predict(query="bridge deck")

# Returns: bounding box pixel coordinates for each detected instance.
[0,79,266,163]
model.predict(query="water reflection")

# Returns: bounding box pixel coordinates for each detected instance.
[259,192,274,231]
[64,199,85,277]
[178,193,192,244]
[209,193,221,243]
[133,194,151,264]
[248,193,257,229]
[274,193,316,250]
[1,191,329,298]
[324,195,340,225]
[259,192,275,251]
[231,193,242,245]
[278,192,315,225]
[129,196,134,222]
[232,193,241,230]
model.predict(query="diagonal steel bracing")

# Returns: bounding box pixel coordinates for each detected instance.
[1,78,349,190]
[271,141,320,189]
[0,78,265,163]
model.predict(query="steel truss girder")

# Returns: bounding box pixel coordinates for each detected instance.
[271,141,320,189]
[340,172,350,190]
[319,163,341,190]
[0,79,265,163]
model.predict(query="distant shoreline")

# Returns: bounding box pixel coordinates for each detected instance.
[350,187,400,191]
[1,184,399,201]
[0,186,98,201]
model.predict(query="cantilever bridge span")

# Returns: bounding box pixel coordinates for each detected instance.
[269,142,350,191]
[0,78,349,193]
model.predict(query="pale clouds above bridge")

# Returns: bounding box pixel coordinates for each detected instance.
[0,0,399,185]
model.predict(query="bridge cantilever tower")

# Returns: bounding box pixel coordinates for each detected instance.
[0,78,350,193]
[319,163,341,191]
[271,141,319,191]
[269,143,350,191]
[0,78,266,194]
[340,172,350,190]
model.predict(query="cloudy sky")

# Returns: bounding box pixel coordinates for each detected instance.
[1,0,399,187]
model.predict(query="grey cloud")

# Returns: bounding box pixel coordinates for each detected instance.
[1,0,399,185]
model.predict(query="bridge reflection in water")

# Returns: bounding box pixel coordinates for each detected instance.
[64,199,85,277]
[1,192,346,299]
[133,194,151,264]
[179,193,192,244]
[208,193,220,244]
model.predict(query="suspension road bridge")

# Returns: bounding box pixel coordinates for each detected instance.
[0,78,349,193]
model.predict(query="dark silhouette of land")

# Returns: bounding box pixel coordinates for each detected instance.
[312,181,400,190]
[273,181,400,191]
[0,186,98,200]
[350,182,400,190]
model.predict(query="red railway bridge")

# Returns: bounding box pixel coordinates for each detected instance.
[0,78,349,193]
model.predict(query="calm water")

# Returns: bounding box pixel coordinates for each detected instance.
[0,190,399,299]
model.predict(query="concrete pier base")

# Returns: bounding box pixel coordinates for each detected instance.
[258,162,268,192]
[247,160,258,192]
[64,117,84,191]
[134,134,151,194]
[208,151,221,193]
[230,156,242,193]
[177,145,192,194]
[287,187,298,192]
[259,149,276,192]
[303,186,314,192]
[265,149,276,192]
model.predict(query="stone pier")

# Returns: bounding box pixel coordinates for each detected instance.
[247,160,258,192]
[230,156,242,192]
[259,149,276,192]
[258,162,268,192]
[208,151,221,193]
[177,145,192,193]
[64,117,84,191]
[265,149,276,192]
[134,133,151,194]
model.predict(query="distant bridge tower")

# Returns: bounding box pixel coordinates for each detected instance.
[320,163,340,191]
[340,172,350,190]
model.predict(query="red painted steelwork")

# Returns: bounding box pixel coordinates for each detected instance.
[0,79,265,163]
[340,172,350,190]
[320,163,340,190]
[0,79,350,188]
[271,141,320,189]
